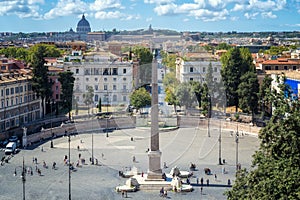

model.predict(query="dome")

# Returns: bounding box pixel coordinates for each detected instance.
[76,14,91,33]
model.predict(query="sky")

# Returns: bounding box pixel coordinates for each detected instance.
[0,0,300,33]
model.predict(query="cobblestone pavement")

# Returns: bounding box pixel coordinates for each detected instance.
[0,127,259,200]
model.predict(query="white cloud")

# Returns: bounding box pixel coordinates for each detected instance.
[183,18,189,22]
[190,9,229,21]
[144,0,175,4]
[154,3,177,15]
[244,12,259,19]
[261,11,277,18]
[94,10,139,21]
[44,0,87,19]
[90,0,123,11]
[177,3,201,13]
[0,0,42,18]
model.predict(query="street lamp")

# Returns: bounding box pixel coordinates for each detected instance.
[13,157,32,200]
[105,91,109,137]
[218,117,222,165]
[235,122,239,171]
[207,94,211,137]
[67,131,71,200]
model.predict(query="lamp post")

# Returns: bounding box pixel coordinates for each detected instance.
[105,91,109,137]
[218,117,222,165]
[91,132,94,165]
[207,94,211,137]
[68,131,71,200]
[235,122,239,171]
[14,157,32,200]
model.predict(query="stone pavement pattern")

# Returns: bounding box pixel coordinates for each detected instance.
[0,127,259,199]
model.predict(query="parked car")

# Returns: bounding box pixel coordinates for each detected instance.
[0,140,9,148]
[5,142,17,154]
[9,136,18,142]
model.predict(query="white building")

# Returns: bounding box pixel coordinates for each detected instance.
[64,55,134,107]
[175,57,222,83]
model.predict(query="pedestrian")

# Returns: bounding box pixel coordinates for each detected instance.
[32,157,35,164]
[41,147,43,152]
[77,145,80,151]
[132,156,136,163]
[187,178,190,184]
[201,177,203,186]
[215,174,217,180]
[121,190,124,198]
[141,171,144,177]
[228,179,231,186]
[79,153,81,159]
[102,153,104,159]
[95,159,98,165]
[206,179,209,186]
[163,162,167,168]
[196,177,199,185]
[52,162,56,169]
[200,186,203,195]
[35,157,37,164]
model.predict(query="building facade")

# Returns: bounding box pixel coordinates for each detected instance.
[64,56,134,107]
[0,73,41,138]
[175,57,222,83]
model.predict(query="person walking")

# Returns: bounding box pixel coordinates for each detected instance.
[201,177,203,186]
[201,186,203,195]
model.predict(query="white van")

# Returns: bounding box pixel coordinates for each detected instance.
[5,142,17,154]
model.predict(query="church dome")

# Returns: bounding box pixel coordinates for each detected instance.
[76,14,91,33]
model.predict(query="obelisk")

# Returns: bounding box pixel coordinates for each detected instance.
[147,49,162,180]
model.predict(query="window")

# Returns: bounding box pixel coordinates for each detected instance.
[20,86,23,93]
[16,97,18,104]
[24,85,27,91]
[103,68,109,75]
[95,85,98,91]
[84,69,90,75]
[123,85,127,90]
[15,87,19,93]
[1,100,4,108]
[113,85,117,90]
[190,67,193,73]
[123,68,126,74]
[56,94,59,99]
[284,66,288,70]
[11,99,13,106]
[95,77,98,81]
[104,77,107,81]
[95,95,98,102]
[113,95,117,102]
[1,89,3,96]
[76,69,79,74]
[104,85,107,90]
[56,86,59,91]
[123,77,126,81]
[95,69,99,75]
[86,78,89,81]
[112,68,118,75]
[6,88,9,95]
[275,66,278,70]
[6,99,9,107]
[203,67,206,72]
[123,96,127,102]
[293,66,297,70]
[113,78,117,81]
[190,78,193,81]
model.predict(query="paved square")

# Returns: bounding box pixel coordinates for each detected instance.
[0,127,259,199]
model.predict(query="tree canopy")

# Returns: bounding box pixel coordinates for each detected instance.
[226,77,300,200]
[237,71,259,119]
[130,87,151,111]
[58,71,75,120]
[221,47,255,112]
[31,44,53,118]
